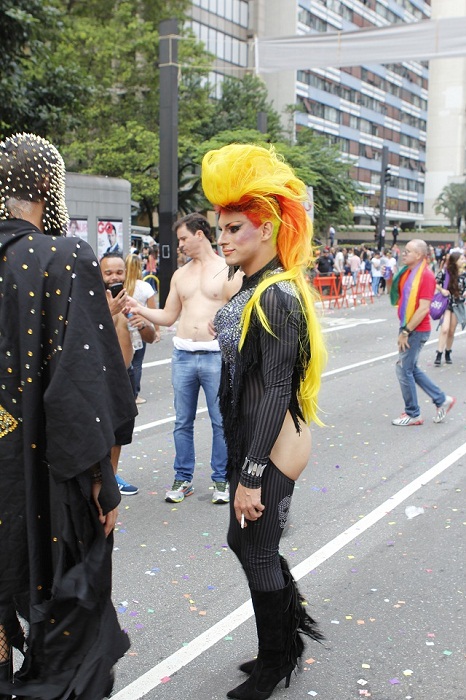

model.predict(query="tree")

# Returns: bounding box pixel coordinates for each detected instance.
[201,74,282,142]
[434,182,466,232]
[0,0,90,138]
[282,129,361,235]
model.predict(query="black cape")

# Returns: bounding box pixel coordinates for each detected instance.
[0,219,137,699]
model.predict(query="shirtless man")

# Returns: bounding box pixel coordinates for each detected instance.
[128,213,241,504]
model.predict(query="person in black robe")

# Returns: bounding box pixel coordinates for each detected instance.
[0,133,137,699]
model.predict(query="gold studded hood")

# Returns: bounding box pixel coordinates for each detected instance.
[0,132,68,236]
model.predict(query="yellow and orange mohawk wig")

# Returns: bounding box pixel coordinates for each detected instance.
[202,143,326,425]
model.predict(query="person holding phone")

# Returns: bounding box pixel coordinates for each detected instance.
[100,253,156,495]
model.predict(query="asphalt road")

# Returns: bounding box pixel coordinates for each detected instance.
[109,294,465,700]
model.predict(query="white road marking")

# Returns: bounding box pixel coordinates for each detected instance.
[321,318,385,332]
[140,358,172,369]
[111,441,466,699]
[133,407,207,433]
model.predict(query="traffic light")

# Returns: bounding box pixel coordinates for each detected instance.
[384,165,392,183]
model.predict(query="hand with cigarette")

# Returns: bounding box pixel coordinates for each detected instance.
[234,482,264,528]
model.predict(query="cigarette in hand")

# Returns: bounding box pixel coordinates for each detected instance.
[241,513,245,529]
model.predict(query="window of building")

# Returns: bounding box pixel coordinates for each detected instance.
[360,118,371,133]
[298,8,312,27]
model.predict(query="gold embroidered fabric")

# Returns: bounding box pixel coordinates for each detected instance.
[0,403,18,438]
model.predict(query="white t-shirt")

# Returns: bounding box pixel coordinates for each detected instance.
[133,279,156,307]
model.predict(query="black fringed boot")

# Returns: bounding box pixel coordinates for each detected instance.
[434,351,442,366]
[229,558,323,699]
[445,349,452,364]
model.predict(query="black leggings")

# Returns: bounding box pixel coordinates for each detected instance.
[227,460,295,592]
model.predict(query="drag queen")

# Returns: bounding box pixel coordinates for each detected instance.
[202,143,327,700]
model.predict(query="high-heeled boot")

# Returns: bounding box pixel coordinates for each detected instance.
[238,556,322,677]
[0,656,13,700]
[229,558,323,699]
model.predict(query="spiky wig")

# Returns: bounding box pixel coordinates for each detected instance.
[202,143,326,425]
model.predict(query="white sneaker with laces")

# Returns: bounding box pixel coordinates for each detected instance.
[165,480,194,503]
[212,481,230,504]
[392,413,424,426]
[433,396,456,423]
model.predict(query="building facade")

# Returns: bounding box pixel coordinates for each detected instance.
[188,0,432,229]
[423,0,466,229]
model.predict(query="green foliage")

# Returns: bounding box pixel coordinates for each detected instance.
[201,75,282,141]
[0,0,90,137]
[434,182,466,232]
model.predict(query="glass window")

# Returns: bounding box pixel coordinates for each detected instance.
[218,0,225,15]
[217,29,224,59]
[231,37,240,64]
[224,35,232,62]
[325,105,339,122]
[240,0,248,27]
[360,119,371,133]
[209,0,217,11]
[207,27,216,54]
[191,20,200,39]
[200,23,208,45]
[233,0,240,24]
[239,41,247,66]
[225,0,233,20]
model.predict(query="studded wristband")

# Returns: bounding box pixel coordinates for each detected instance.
[242,457,267,477]
[240,457,267,489]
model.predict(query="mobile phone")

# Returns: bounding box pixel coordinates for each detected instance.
[109,282,124,298]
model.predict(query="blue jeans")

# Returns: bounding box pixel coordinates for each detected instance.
[372,275,380,295]
[171,349,227,483]
[395,330,445,417]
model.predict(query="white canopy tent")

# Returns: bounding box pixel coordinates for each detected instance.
[255,16,466,73]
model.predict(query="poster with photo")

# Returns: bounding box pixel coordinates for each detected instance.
[67,218,89,242]
[97,219,124,260]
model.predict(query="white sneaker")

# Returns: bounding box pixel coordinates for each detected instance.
[392,413,424,426]
[165,480,194,503]
[433,396,456,423]
[212,481,230,504]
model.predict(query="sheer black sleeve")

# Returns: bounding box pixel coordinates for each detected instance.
[239,285,300,487]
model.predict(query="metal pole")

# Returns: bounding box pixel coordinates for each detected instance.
[377,145,389,250]
[257,111,267,134]
[158,19,179,307]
